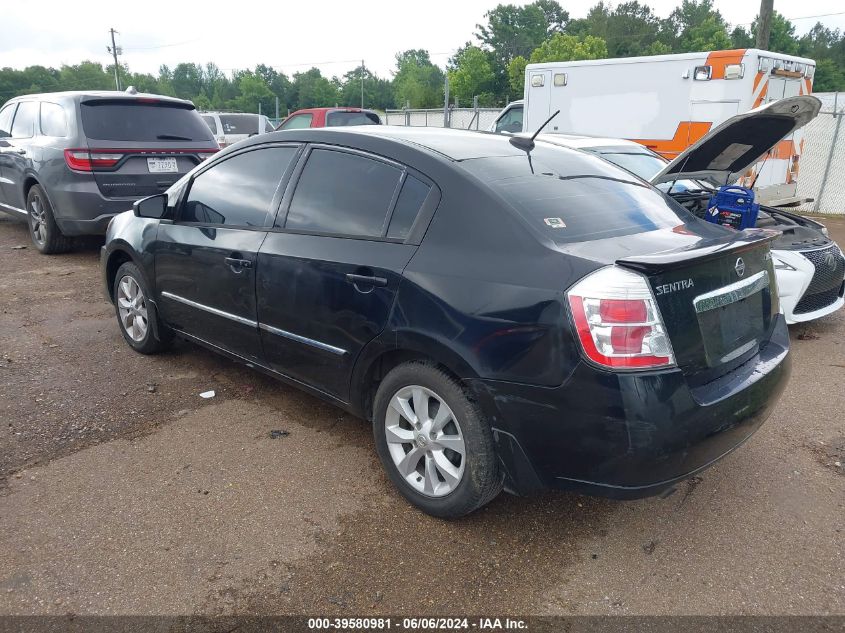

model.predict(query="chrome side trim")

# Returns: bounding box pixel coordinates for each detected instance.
[259,322,346,356]
[160,291,257,327]
[0,201,27,215]
[693,270,769,314]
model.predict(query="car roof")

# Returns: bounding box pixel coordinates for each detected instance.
[7,90,194,107]
[268,125,562,161]
[289,107,376,114]
[201,111,264,116]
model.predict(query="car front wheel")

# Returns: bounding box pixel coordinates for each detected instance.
[113,262,170,354]
[373,361,502,518]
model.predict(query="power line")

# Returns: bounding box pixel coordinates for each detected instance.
[122,37,204,51]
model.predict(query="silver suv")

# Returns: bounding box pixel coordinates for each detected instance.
[0,90,218,253]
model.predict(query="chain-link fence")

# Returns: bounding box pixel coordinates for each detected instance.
[384,108,501,130]
[797,92,845,215]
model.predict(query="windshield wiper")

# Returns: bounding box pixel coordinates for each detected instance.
[157,134,193,141]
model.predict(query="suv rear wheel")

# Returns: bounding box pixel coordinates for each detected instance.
[373,361,502,518]
[27,185,73,254]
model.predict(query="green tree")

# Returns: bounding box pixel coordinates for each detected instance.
[231,71,274,113]
[448,45,496,106]
[291,68,338,109]
[475,1,568,69]
[661,0,731,52]
[569,2,660,58]
[393,50,443,108]
[171,63,204,99]
[507,55,528,95]
[730,26,754,49]
[529,33,609,63]
[338,65,394,110]
[812,58,845,91]
[58,61,112,91]
[753,11,798,55]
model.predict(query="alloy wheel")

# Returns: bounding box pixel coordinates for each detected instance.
[385,385,466,497]
[117,275,149,342]
[29,195,47,246]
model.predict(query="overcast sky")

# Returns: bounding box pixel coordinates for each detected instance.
[2,0,844,80]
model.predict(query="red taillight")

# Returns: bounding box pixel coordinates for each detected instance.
[64,149,121,171]
[567,266,675,370]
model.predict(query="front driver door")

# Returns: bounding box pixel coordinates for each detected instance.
[154,144,301,361]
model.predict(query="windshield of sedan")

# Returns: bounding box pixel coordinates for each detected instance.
[462,145,693,244]
[590,148,709,194]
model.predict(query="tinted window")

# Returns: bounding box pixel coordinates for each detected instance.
[325,111,380,127]
[202,115,218,134]
[11,101,38,137]
[182,147,298,227]
[279,114,313,130]
[285,149,401,237]
[265,120,276,133]
[81,101,214,142]
[40,102,68,137]
[0,104,15,137]
[387,175,430,240]
[462,145,689,244]
[219,114,262,135]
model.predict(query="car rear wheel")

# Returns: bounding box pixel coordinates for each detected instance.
[373,361,502,518]
[113,262,170,354]
[27,185,73,254]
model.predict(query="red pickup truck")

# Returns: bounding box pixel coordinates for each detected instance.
[276,107,381,130]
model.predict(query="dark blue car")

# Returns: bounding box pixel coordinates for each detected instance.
[101,126,791,517]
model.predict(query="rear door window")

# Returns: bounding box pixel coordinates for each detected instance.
[325,111,380,127]
[0,104,15,137]
[81,100,214,142]
[182,146,298,227]
[279,114,313,130]
[462,146,689,244]
[11,101,38,138]
[40,102,68,137]
[284,148,402,238]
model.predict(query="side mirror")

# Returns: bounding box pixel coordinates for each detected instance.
[133,193,168,219]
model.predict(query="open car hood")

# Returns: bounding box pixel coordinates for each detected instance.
[651,95,821,186]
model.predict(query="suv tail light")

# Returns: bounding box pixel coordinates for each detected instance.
[64,149,122,171]
[567,266,675,370]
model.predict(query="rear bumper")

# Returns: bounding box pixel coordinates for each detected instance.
[47,177,136,236]
[467,314,791,498]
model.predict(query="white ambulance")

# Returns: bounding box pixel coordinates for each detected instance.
[490,49,817,205]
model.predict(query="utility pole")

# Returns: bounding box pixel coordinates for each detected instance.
[107,28,122,91]
[756,0,774,50]
[443,75,450,128]
[360,59,365,109]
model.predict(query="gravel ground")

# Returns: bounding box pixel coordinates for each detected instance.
[0,214,843,616]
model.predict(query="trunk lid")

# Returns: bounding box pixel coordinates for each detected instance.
[652,95,821,186]
[80,97,218,199]
[617,229,780,384]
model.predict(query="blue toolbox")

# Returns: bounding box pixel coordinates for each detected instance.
[705,186,760,230]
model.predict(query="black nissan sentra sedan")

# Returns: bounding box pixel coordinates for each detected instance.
[101,125,792,517]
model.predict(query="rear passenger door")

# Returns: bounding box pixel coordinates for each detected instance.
[0,100,38,210]
[154,144,301,361]
[257,146,439,401]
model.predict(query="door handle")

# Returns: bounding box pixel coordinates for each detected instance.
[14,148,26,155]
[345,273,387,288]
[224,256,253,271]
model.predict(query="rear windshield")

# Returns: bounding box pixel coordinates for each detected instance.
[591,149,708,194]
[219,114,264,135]
[81,101,214,142]
[326,111,380,127]
[462,146,690,244]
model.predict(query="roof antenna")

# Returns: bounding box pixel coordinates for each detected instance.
[509,109,560,152]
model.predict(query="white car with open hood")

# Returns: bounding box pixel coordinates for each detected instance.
[534,96,845,324]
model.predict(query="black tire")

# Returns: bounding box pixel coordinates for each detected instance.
[112,262,171,354]
[27,185,73,254]
[372,361,502,518]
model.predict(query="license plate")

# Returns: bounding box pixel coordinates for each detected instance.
[147,157,178,173]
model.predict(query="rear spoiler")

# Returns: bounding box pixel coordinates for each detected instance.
[617,229,779,275]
